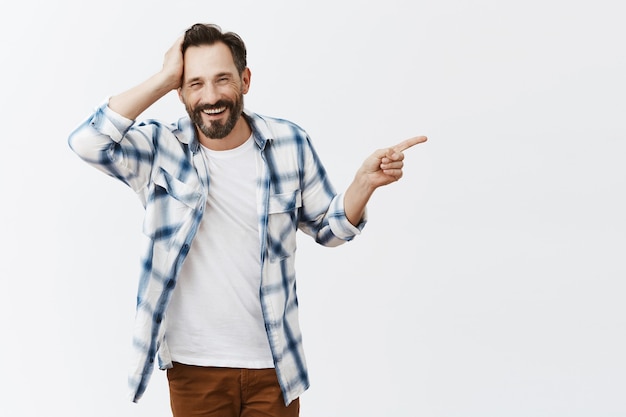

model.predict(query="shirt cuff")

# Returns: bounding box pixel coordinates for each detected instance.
[90,97,135,143]
[327,193,367,241]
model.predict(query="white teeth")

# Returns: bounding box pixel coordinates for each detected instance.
[203,107,226,115]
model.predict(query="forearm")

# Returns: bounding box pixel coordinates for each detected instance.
[107,35,184,120]
[343,172,375,226]
[109,71,177,120]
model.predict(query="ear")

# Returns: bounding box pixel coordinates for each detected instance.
[177,87,184,103]
[241,67,251,94]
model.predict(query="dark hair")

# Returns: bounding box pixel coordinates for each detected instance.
[182,23,247,74]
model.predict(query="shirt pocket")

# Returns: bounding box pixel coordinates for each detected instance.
[143,167,202,242]
[267,189,302,262]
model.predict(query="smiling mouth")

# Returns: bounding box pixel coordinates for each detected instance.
[202,107,227,115]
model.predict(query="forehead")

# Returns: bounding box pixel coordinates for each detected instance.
[183,42,237,79]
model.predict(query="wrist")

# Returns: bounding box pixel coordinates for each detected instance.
[354,169,377,196]
[153,70,181,94]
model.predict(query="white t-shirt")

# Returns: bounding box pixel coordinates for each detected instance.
[165,136,274,368]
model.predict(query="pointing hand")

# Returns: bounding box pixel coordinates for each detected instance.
[359,136,428,189]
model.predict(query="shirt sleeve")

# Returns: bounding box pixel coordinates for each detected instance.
[327,192,367,240]
[68,98,156,195]
[298,134,367,246]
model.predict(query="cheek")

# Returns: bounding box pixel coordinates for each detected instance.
[180,91,202,108]
[227,81,244,95]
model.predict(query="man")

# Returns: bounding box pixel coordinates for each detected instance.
[68,23,426,417]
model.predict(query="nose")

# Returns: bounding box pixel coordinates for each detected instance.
[200,83,220,105]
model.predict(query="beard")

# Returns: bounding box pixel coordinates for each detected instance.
[186,94,244,139]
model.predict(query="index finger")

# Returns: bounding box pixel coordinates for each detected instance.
[392,136,428,152]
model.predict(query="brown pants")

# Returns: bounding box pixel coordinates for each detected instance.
[167,363,300,417]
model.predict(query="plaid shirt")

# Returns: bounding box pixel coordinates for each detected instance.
[68,101,366,406]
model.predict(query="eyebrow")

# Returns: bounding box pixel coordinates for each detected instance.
[185,72,233,85]
[214,72,233,79]
[186,76,202,85]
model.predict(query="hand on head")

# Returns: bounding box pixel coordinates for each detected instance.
[161,35,185,91]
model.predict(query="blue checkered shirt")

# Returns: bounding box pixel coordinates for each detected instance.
[68,101,366,405]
